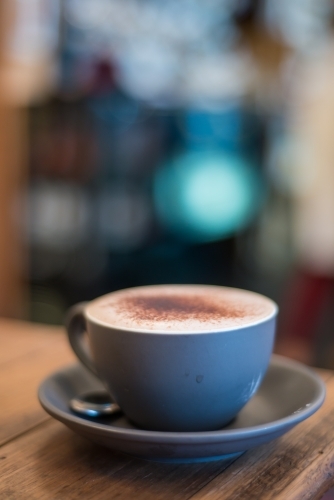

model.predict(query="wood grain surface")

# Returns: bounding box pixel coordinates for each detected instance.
[0,320,74,445]
[1,319,334,500]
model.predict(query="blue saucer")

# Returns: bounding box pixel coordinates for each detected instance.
[38,355,325,463]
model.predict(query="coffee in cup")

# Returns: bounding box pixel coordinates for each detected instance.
[65,285,277,431]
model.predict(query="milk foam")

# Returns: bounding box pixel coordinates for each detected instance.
[86,285,277,333]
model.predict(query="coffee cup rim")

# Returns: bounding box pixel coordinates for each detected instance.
[84,285,279,334]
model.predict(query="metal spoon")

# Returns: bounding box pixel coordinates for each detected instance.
[70,391,121,417]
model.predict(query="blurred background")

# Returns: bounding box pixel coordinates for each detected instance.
[1,0,334,367]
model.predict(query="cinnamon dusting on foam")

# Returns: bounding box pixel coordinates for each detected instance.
[87,285,276,332]
[118,295,246,323]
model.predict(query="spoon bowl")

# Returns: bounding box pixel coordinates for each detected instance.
[70,391,121,417]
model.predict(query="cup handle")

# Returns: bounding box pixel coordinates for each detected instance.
[65,302,99,377]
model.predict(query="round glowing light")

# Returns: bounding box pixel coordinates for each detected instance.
[154,150,264,242]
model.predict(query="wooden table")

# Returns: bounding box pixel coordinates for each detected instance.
[1,319,334,500]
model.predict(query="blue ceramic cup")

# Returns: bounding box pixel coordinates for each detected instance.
[65,285,277,432]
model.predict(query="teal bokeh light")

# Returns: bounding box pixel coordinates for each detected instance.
[154,150,264,242]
